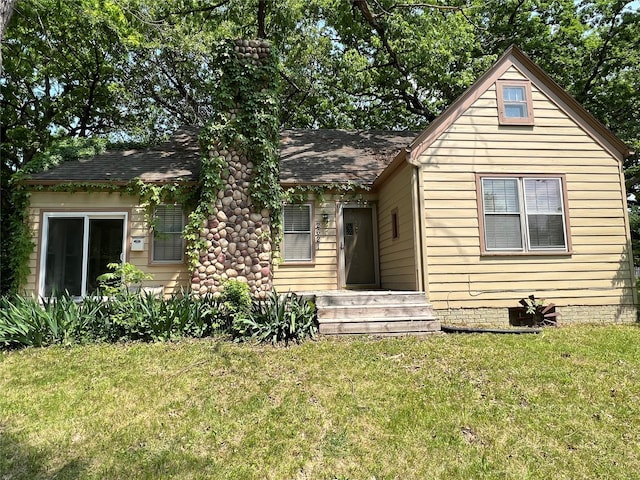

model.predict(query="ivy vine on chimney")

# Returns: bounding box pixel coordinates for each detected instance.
[185,39,281,299]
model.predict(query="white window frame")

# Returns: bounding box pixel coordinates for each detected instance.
[478,175,570,255]
[282,203,313,263]
[152,204,186,263]
[39,211,128,298]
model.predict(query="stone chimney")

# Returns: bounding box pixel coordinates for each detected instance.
[190,39,277,299]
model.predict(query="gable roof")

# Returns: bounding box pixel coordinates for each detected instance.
[25,128,417,187]
[25,46,631,189]
[405,45,632,164]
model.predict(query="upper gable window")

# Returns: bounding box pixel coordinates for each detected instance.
[496,80,534,125]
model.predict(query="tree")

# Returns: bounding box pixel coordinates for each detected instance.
[1,0,639,292]
[0,0,17,40]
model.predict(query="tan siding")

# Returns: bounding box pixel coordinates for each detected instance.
[377,162,417,290]
[273,197,339,291]
[24,191,190,296]
[419,67,635,313]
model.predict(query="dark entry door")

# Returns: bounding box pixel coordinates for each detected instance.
[343,207,377,286]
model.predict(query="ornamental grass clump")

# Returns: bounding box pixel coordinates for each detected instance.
[0,290,225,349]
[0,279,316,349]
[0,292,101,348]
[82,290,225,343]
[232,289,317,344]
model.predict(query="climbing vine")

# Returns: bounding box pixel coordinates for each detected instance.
[282,181,370,205]
[184,39,282,268]
[4,40,370,293]
[2,138,109,294]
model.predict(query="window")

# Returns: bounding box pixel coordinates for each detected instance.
[153,205,185,262]
[40,213,127,297]
[496,80,534,125]
[479,176,569,254]
[282,204,312,262]
[391,209,399,240]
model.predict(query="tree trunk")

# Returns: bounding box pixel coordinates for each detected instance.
[1,0,17,40]
[0,0,18,73]
[257,0,266,38]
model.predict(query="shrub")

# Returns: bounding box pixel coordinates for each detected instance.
[0,286,318,349]
[233,290,317,344]
[97,262,153,296]
[219,280,252,328]
[91,290,224,343]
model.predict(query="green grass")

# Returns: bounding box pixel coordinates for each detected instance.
[1,325,639,479]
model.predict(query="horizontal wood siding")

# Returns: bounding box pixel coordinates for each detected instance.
[377,162,417,290]
[273,196,339,291]
[420,66,635,310]
[25,192,190,296]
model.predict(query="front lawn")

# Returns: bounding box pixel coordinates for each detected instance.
[1,325,639,479]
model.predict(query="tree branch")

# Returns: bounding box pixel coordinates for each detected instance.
[157,1,231,21]
[351,0,436,121]
[579,5,625,100]
[257,0,267,38]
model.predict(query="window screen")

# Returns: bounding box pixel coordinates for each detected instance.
[481,177,567,253]
[503,86,527,118]
[524,178,566,249]
[483,179,523,250]
[283,204,312,261]
[153,205,185,262]
[497,80,534,125]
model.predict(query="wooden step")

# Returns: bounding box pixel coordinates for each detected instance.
[320,319,440,335]
[315,291,427,307]
[313,290,441,336]
[317,304,436,320]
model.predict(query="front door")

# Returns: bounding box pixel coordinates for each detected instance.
[341,206,378,287]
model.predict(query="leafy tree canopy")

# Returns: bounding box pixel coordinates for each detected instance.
[1,0,639,290]
[2,0,638,166]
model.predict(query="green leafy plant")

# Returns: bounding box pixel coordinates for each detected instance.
[219,280,253,328]
[163,290,224,338]
[0,287,227,349]
[233,290,317,344]
[0,292,104,348]
[97,262,153,295]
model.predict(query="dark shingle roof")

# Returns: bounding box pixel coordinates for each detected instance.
[28,127,202,183]
[279,129,416,185]
[26,127,418,186]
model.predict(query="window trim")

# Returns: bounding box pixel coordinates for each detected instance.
[281,202,315,264]
[151,204,186,264]
[476,173,572,256]
[38,210,129,298]
[496,80,534,125]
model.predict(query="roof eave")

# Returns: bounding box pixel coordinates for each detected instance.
[279,180,375,189]
[372,148,410,191]
[21,178,198,187]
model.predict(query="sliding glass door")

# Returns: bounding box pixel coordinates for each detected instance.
[41,213,127,297]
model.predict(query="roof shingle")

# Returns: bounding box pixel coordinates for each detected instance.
[279,129,416,185]
[26,127,417,186]
[28,127,202,183]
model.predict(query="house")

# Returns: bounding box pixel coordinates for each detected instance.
[22,45,637,328]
